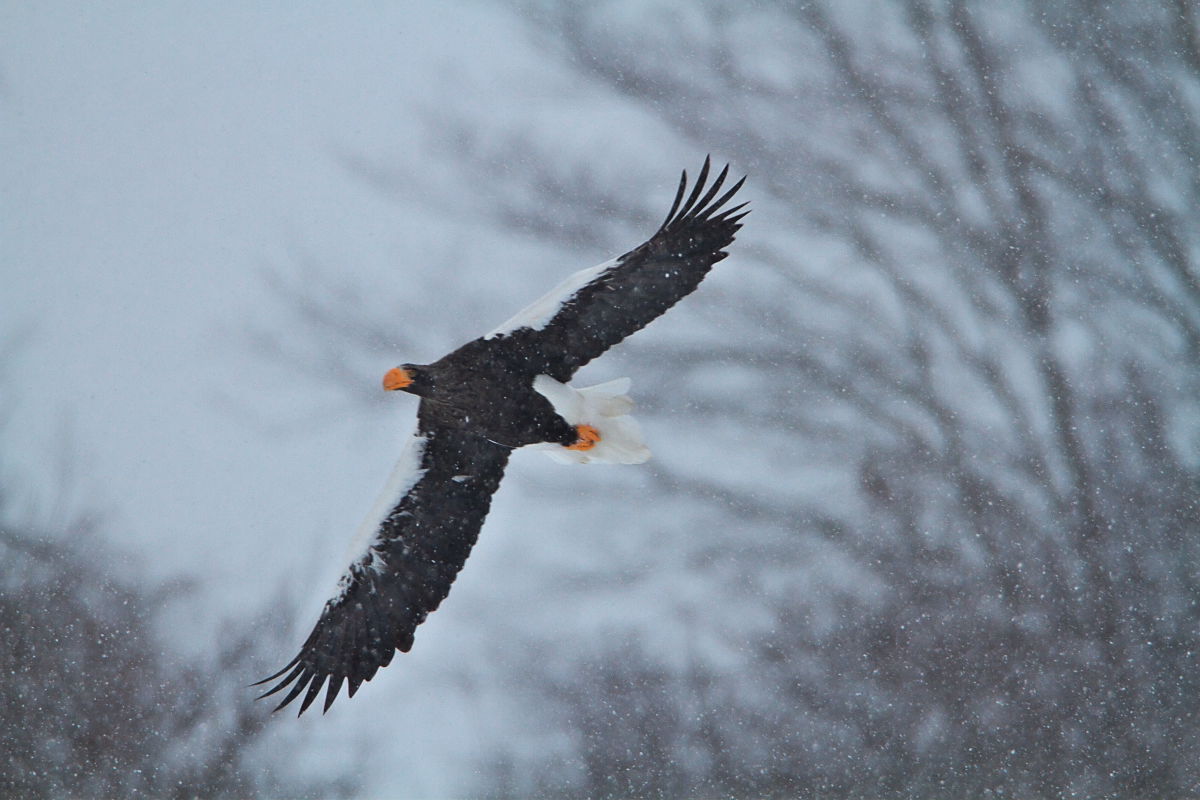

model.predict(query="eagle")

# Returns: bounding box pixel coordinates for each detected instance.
[256,157,747,715]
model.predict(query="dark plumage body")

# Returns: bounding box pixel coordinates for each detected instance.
[402,342,579,449]
[256,158,748,715]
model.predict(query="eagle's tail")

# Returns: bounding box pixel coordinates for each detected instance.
[533,376,651,465]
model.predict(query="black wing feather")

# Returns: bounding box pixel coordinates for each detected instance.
[255,423,510,715]
[497,156,748,380]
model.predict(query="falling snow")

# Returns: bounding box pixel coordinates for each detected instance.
[3,1,1198,798]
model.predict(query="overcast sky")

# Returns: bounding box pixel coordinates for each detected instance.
[13,3,1192,797]
[1,4,732,795]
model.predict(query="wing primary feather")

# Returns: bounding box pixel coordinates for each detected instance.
[323,674,345,714]
[659,167,689,231]
[701,177,747,220]
[345,602,364,685]
[380,640,397,669]
[688,162,730,220]
[332,606,356,687]
[297,673,328,717]
[676,155,712,220]
[251,654,300,687]
[306,617,335,680]
[255,661,305,700]
[272,670,313,713]
[358,592,386,682]
[367,590,390,672]
[710,200,750,224]
[350,599,373,684]
[721,208,752,227]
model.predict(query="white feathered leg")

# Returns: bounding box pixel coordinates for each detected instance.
[532,375,651,464]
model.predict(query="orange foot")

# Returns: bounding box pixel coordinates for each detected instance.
[566,424,601,451]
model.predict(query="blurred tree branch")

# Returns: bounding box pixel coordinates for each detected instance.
[259,0,1200,795]
[0,346,353,799]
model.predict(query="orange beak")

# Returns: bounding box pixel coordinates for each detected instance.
[382,367,413,391]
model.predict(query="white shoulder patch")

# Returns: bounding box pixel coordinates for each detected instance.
[484,258,617,339]
[331,432,429,603]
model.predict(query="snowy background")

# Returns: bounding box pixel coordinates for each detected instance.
[3,2,1199,798]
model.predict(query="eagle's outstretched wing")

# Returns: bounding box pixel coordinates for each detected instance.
[486,156,748,380]
[255,424,510,715]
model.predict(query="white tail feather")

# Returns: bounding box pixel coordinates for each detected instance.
[532,376,651,464]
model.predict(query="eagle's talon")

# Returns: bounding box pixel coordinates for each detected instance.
[566,424,601,451]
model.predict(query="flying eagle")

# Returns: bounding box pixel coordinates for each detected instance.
[256,157,747,715]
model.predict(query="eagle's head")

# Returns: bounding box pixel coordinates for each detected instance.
[382,363,433,397]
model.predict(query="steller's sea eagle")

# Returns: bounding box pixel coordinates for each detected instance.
[255,157,748,715]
